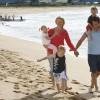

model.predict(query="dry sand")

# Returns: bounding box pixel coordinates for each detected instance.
[0,35,100,100]
[0,7,100,100]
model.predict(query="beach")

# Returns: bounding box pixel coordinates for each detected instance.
[0,7,100,100]
[0,35,100,100]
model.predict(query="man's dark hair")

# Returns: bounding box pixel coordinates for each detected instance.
[92,16,100,25]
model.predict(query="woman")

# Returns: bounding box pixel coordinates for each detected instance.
[48,16,78,89]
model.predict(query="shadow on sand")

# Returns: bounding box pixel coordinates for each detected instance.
[15,87,99,100]
[68,92,98,100]
[16,87,64,100]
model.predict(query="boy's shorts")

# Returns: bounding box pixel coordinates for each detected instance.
[88,54,100,73]
[53,71,68,84]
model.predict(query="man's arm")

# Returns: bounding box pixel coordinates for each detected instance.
[37,54,55,62]
[75,33,87,51]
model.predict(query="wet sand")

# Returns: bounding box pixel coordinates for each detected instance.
[0,6,91,16]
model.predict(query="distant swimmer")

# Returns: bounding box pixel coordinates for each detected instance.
[8,16,11,20]
[2,23,4,25]
[20,16,23,21]
[5,14,7,21]
[12,15,15,21]
[0,15,2,20]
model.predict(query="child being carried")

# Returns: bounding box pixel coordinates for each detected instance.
[40,25,57,53]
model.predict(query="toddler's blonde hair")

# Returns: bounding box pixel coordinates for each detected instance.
[58,45,66,53]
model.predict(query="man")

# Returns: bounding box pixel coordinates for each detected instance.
[75,16,100,93]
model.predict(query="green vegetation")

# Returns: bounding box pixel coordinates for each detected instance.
[68,0,72,3]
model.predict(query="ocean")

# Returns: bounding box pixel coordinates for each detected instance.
[0,10,97,58]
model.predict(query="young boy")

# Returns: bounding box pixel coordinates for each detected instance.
[37,45,68,93]
[40,25,57,53]
[86,6,98,41]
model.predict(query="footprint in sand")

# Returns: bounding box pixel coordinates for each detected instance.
[83,85,90,87]
[22,84,29,88]
[97,95,100,97]
[34,84,39,88]
[37,81,45,83]
[79,88,86,90]
[69,96,87,100]
[0,78,3,81]
[66,91,79,95]
[36,95,43,98]
[13,90,21,93]
[36,70,42,72]
[21,92,29,95]
[39,73,43,75]
[37,90,42,93]
[71,80,80,84]
[29,80,33,83]
[79,85,86,90]
[14,86,20,90]
[14,83,20,90]
[4,80,10,83]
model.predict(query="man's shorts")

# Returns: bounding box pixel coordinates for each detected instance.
[88,54,100,73]
[53,71,68,84]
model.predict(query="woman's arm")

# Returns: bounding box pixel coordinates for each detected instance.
[64,31,75,51]
[37,54,55,62]
[44,36,51,40]
[44,33,57,40]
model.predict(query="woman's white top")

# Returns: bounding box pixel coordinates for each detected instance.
[42,32,51,45]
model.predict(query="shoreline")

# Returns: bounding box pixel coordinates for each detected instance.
[0,6,91,16]
[0,33,87,59]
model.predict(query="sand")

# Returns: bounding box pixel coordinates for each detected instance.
[0,7,100,100]
[0,35,100,100]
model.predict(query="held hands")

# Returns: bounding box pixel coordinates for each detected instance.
[74,50,79,57]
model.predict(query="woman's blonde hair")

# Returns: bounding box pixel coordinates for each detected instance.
[55,16,65,27]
